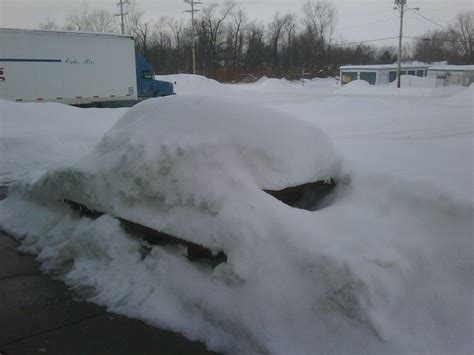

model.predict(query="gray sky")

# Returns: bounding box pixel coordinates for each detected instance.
[1,0,472,46]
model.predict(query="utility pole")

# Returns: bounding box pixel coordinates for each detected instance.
[394,0,406,89]
[184,0,202,75]
[394,0,420,88]
[116,0,129,34]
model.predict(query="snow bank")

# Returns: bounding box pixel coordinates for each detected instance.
[4,95,340,251]
[341,79,371,88]
[155,74,224,95]
[339,78,462,98]
[253,76,298,91]
[389,75,437,88]
[0,99,122,186]
[1,91,472,354]
[443,84,474,105]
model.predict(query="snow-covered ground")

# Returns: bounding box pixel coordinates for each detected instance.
[0,75,473,354]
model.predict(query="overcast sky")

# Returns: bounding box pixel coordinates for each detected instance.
[1,0,472,46]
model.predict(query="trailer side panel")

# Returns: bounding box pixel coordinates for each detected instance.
[0,28,138,105]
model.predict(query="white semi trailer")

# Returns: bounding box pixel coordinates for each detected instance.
[0,28,174,106]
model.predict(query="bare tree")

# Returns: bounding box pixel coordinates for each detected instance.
[128,10,152,56]
[302,0,337,45]
[412,11,473,64]
[65,3,117,33]
[283,13,297,67]
[268,12,286,66]
[450,11,473,62]
[229,8,247,71]
[244,21,266,69]
[200,1,235,67]
[413,30,452,63]
[38,18,59,30]
[168,18,184,52]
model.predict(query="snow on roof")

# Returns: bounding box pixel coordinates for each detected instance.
[0,27,133,39]
[427,65,474,72]
[340,63,429,71]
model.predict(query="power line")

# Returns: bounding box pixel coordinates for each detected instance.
[332,36,400,47]
[331,34,468,48]
[404,36,467,44]
[407,9,449,30]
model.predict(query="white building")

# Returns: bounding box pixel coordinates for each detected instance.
[339,64,429,86]
[426,65,474,87]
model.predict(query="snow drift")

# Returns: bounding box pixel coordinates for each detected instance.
[0,99,122,186]
[155,74,224,95]
[9,95,340,253]
[0,94,472,354]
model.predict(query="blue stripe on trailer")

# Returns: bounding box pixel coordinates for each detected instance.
[0,58,62,63]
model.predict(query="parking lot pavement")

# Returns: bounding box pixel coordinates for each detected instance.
[0,187,216,355]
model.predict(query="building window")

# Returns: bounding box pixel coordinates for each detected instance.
[416,70,424,77]
[142,71,153,79]
[341,72,357,85]
[360,72,376,85]
[389,71,397,82]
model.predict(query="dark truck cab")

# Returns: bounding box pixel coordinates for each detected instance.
[135,53,175,99]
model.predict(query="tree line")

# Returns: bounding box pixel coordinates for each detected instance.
[412,12,473,65]
[40,1,473,82]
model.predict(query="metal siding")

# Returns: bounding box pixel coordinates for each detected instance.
[0,29,138,104]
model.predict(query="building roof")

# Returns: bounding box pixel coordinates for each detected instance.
[340,63,429,71]
[0,27,133,40]
[427,65,474,72]
[340,63,474,73]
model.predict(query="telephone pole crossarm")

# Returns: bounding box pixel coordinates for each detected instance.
[115,0,130,35]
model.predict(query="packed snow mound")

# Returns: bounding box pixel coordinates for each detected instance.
[389,75,437,88]
[338,78,463,98]
[0,99,122,186]
[12,95,341,252]
[443,84,474,105]
[341,79,371,89]
[1,90,473,354]
[155,74,223,95]
[253,76,302,91]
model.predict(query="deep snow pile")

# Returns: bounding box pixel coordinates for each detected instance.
[155,74,224,95]
[388,74,437,88]
[0,100,122,186]
[339,77,463,98]
[3,96,340,252]
[1,86,473,354]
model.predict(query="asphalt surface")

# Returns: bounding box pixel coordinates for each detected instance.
[0,186,217,355]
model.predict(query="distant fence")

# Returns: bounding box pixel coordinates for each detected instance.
[342,71,473,87]
[429,73,474,87]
